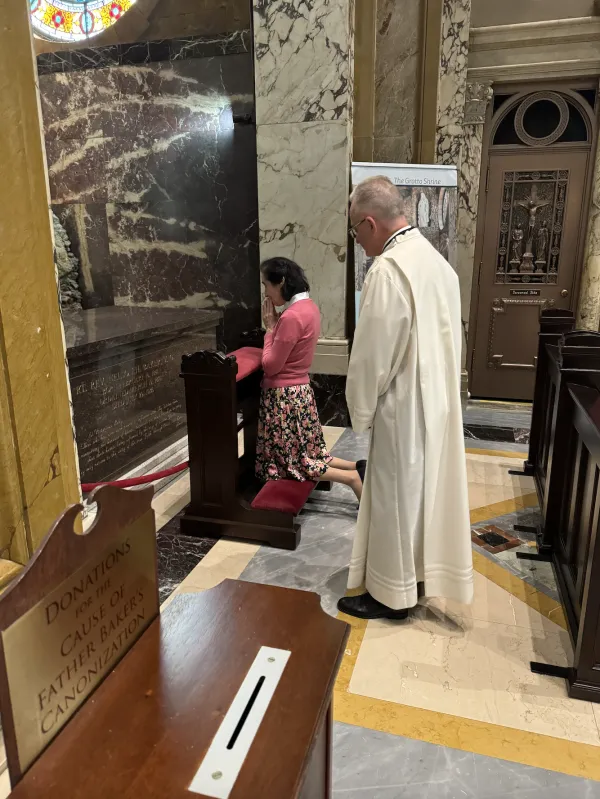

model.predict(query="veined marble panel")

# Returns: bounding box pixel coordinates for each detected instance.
[257,120,350,339]
[312,375,349,427]
[253,0,352,125]
[36,32,252,75]
[373,135,415,165]
[373,0,421,163]
[468,17,600,82]
[40,52,260,348]
[107,201,258,346]
[435,0,471,167]
[456,82,492,361]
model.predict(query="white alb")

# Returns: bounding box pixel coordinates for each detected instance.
[346,228,473,609]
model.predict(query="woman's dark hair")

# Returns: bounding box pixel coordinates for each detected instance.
[261,257,310,302]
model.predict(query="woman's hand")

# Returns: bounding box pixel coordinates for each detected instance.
[262,297,278,331]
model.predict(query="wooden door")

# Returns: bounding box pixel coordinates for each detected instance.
[470,151,588,400]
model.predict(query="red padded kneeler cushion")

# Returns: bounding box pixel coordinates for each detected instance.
[229,347,263,381]
[251,480,316,515]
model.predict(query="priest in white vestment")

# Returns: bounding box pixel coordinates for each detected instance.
[338,175,473,620]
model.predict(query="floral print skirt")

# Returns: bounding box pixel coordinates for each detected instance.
[255,384,332,482]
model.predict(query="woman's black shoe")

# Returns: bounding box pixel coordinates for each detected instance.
[356,459,367,483]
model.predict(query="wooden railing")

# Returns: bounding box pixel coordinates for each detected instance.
[512,314,600,701]
[519,308,575,479]
[543,382,600,701]
[512,320,600,555]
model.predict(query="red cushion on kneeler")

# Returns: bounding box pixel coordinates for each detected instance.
[229,347,263,381]
[251,480,316,514]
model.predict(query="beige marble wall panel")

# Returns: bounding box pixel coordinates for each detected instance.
[373,0,422,164]
[468,18,600,82]
[257,122,350,339]
[353,0,376,144]
[435,0,471,167]
[253,0,354,343]
[456,81,493,366]
[254,0,352,125]
[471,0,595,28]
[374,135,416,164]
[354,136,374,162]
[0,0,80,556]
[417,0,443,163]
[577,134,600,330]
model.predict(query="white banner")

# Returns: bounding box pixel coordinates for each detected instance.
[352,161,458,189]
[351,162,459,324]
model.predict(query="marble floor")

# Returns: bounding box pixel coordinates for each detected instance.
[332,722,600,798]
[464,399,531,451]
[140,416,600,795]
[6,415,600,796]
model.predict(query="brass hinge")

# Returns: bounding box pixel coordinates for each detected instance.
[485,167,490,192]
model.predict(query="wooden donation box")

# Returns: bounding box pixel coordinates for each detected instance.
[0,485,348,797]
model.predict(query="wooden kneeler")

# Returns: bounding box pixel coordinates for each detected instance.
[0,486,348,797]
[180,343,329,550]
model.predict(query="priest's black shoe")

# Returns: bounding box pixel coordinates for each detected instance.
[337,593,410,620]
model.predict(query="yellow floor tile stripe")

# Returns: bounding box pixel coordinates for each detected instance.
[470,491,539,525]
[465,447,527,459]
[468,485,566,628]
[333,473,589,777]
[334,616,600,780]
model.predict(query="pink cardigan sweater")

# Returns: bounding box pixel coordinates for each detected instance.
[261,299,320,389]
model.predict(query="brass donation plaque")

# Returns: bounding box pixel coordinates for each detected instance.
[2,511,159,773]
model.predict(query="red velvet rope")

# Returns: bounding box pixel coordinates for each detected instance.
[81,461,189,493]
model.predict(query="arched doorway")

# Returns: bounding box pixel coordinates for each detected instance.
[468,85,597,401]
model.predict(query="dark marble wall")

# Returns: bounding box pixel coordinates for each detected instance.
[312,375,350,428]
[39,34,260,349]
[143,0,251,42]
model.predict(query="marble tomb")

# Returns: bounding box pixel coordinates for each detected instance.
[63,307,221,484]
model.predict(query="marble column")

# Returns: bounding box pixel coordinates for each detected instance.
[577,125,600,331]
[253,0,354,345]
[430,0,472,392]
[435,0,472,168]
[457,81,493,370]
[0,0,80,566]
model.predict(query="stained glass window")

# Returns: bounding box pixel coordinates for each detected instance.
[30,0,136,42]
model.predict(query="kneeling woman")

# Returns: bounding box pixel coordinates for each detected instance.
[257,257,363,501]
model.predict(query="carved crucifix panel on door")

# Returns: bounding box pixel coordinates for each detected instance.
[496,170,567,285]
[470,88,594,401]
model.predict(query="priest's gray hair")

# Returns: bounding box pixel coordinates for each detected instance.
[350,175,405,221]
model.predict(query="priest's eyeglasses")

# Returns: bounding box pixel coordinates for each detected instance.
[349,218,367,240]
